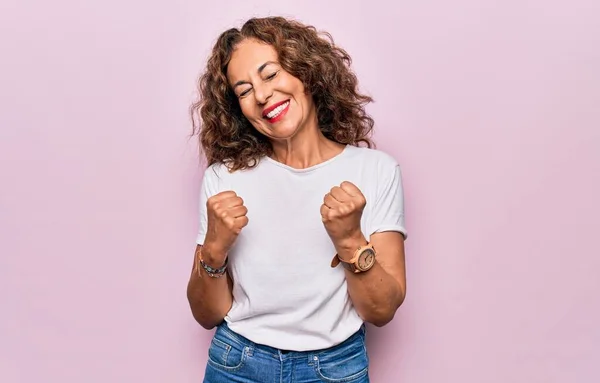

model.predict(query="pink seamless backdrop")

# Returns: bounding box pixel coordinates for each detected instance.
[1,1,599,382]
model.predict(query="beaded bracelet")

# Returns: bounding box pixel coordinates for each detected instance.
[196,254,228,278]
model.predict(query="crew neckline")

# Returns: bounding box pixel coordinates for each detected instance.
[264,145,352,173]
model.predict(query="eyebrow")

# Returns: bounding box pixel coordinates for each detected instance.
[232,61,278,89]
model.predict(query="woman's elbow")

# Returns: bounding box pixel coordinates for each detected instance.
[365,291,406,327]
[189,305,223,330]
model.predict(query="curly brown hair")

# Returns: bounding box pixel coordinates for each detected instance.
[190,16,375,171]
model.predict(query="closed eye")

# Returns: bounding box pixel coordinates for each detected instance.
[239,88,252,98]
[265,71,278,80]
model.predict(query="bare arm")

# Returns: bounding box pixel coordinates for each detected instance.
[186,191,248,329]
[335,231,406,327]
[186,245,233,329]
[322,181,406,327]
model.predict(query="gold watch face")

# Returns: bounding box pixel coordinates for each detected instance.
[357,248,376,270]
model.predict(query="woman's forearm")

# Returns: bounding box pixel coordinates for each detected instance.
[344,262,404,326]
[335,234,406,327]
[186,245,233,329]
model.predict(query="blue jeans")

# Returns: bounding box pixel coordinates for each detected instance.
[203,322,370,383]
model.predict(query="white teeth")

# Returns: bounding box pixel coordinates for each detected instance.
[266,101,289,119]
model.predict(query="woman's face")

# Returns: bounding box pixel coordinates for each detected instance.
[226,38,316,141]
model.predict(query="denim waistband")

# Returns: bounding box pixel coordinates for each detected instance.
[214,321,366,360]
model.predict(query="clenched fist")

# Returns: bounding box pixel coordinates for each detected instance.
[320,181,366,247]
[203,191,248,266]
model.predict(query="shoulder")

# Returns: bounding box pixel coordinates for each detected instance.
[199,162,234,192]
[201,159,265,188]
[201,162,227,183]
[203,162,230,178]
[345,145,400,171]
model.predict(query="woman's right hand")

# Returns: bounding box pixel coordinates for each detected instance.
[202,191,249,266]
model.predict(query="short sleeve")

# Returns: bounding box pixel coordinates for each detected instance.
[367,163,407,239]
[195,168,218,246]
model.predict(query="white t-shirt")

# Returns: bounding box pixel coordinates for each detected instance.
[196,145,407,351]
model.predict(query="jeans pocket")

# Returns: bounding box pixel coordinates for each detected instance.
[206,333,248,371]
[314,334,369,382]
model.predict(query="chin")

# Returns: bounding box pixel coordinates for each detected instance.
[262,123,300,140]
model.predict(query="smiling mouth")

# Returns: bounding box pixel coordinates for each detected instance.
[263,100,290,121]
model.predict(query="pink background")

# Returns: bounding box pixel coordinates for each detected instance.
[1,1,599,382]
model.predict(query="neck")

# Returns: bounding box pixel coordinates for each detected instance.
[270,122,345,169]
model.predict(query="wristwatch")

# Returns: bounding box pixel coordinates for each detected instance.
[330,243,376,273]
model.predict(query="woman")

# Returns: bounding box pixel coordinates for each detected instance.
[187,16,407,383]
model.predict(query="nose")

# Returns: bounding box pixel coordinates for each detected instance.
[254,82,273,105]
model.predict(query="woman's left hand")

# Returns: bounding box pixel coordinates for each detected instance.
[320,181,366,251]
